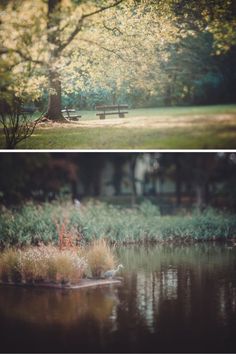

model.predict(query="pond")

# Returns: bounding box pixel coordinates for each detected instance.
[0,243,236,352]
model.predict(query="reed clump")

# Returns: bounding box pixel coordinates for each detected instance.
[86,239,116,278]
[0,245,87,285]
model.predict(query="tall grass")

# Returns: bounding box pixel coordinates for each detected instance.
[0,201,235,248]
[85,239,116,277]
[0,245,87,285]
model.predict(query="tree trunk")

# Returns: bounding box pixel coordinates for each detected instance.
[196,184,203,209]
[45,70,64,121]
[113,164,123,195]
[130,155,137,206]
[45,0,65,121]
[175,158,182,207]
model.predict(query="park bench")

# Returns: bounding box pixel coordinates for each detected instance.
[95,104,128,119]
[61,107,81,121]
[20,106,36,114]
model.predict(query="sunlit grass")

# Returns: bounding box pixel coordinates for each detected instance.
[14,123,236,149]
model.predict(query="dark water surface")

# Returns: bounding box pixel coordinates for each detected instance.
[0,243,236,353]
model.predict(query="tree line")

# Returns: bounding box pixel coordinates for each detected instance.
[0,153,236,211]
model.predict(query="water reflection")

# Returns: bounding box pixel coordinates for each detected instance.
[0,244,236,352]
[0,286,119,326]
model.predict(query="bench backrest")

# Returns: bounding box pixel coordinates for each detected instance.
[96,105,128,111]
[21,106,35,113]
[61,109,76,113]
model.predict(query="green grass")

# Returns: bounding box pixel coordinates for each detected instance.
[18,124,236,149]
[0,201,235,248]
[1,104,235,149]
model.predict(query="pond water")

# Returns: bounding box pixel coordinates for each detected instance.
[1,243,236,353]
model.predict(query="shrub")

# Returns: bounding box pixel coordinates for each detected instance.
[86,239,116,278]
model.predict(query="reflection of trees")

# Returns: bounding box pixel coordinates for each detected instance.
[0,286,118,327]
[115,244,236,351]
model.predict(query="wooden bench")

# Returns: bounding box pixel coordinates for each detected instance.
[61,107,81,121]
[95,104,128,119]
[20,106,36,114]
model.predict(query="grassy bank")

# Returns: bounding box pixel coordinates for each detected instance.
[1,104,235,149]
[0,201,235,247]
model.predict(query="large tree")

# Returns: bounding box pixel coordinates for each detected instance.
[0,0,125,120]
[0,0,235,121]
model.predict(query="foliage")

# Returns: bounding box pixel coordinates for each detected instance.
[85,239,116,277]
[0,201,236,249]
[0,245,87,284]
[55,216,78,250]
[0,154,77,204]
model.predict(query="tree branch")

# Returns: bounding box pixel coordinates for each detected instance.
[102,21,123,35]
[0,47,45,66]
[79,38,126,61]
[57,0,124,54]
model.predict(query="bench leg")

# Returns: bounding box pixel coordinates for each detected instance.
[119,113,125,118]
[99,114,105,119]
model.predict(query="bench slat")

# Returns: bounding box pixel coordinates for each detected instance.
[96,111,128,116]
[21,108,36,114]
[96,105,128,111]
[61,109,76,112]
[63,116,81,119]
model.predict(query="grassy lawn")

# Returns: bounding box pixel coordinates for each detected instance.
[1,104,236,149]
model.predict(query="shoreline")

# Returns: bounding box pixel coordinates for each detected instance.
[0,278,122,290]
